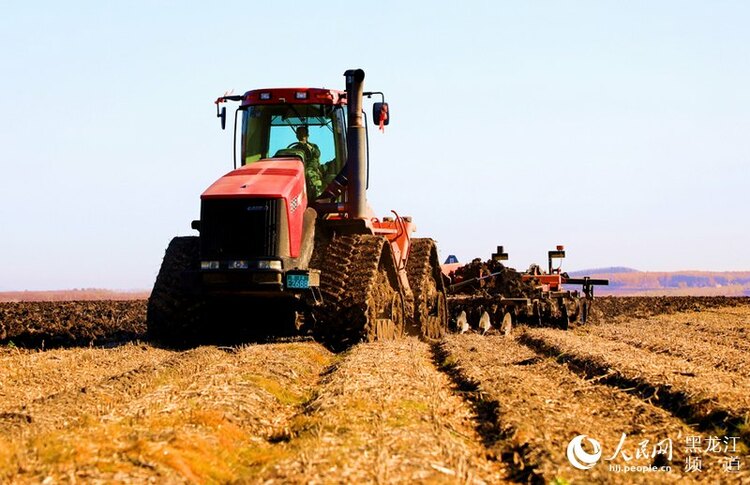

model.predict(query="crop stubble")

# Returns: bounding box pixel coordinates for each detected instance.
[1,337,506,483]
[2,298,749,483]
[267,338,508,484]
[579,308,750,374]
[439,335,711,483]
[520,328,750,438]
[0,343,173,415]
[1,342,332,483]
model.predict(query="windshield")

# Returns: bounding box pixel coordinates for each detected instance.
[241,104,346,197]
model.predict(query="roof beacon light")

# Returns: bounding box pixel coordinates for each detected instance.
[295,91,308,99]
[259,92,272,100]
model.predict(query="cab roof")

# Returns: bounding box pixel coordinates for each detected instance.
[241,88,346,107]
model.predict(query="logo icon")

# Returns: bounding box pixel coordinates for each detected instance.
[289,193,301,213]
[567,435,602,470]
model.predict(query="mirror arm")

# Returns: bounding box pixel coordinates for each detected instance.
[215,95,243,130]
[363,91,385,103]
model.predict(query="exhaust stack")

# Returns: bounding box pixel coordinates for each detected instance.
[344,69,367,219]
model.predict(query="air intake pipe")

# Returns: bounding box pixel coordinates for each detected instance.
[344,69,367,219]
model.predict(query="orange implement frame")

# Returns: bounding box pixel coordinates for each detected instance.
[522,273,564,292]
[372,211,415,291]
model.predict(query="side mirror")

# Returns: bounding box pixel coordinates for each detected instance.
[218,106,227,130]
[373,102,389,126]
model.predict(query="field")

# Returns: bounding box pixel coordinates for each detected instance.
[1,297,749,483]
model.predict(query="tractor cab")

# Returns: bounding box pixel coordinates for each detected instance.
[233,88,348,200]
[216,86,389,204]
[241,103,347,199]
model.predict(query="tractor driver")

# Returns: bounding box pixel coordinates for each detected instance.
[290,126,323,197]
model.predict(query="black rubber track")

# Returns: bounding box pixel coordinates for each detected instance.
[406,238,448,339]
[310,234,405,351]
[146,236,206,348]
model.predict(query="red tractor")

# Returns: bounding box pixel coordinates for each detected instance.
[147,69,447,349]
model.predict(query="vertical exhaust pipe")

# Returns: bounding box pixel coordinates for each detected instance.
[344,69,366,219]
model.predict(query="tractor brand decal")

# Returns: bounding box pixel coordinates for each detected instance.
[290,193,301,213]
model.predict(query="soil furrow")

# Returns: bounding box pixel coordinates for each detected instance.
[264,338,509,484]
[1,342,333,483]
[519,328,750,445]
[588,307,750,354]
[0,343,174,412]
[0,346,225,435]
[438,334,745,483]
[581,313,750,374]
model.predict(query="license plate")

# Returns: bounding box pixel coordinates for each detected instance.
[286,273,309,289]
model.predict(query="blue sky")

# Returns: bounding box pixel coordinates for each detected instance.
[1,1,748,291]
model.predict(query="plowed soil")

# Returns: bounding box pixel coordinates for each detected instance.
[591,296,750,321]
[1,297,749,483]
[0,301,146,347]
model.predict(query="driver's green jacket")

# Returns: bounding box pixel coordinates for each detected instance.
[293,142,323,197]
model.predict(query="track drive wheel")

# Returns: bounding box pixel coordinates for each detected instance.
[311,234,406,351]
[406,238,448,339]
[147,236,205,347]
[365,252,406,342]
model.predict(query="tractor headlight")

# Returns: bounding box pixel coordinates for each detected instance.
[201,261,220,270]
[229,260,249,270]
[257,260,282,270]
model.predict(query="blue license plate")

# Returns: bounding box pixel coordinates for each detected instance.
[286,274,309,289]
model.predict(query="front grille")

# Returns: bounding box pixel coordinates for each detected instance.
[200,198,282,260]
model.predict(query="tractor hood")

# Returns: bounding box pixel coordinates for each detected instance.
[200,159,308,258]
[201,159,306,202]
